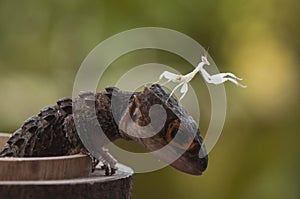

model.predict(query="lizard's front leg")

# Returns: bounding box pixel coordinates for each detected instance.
[64,112,118,175]
[72,91,121,175]
[98,147,118,175]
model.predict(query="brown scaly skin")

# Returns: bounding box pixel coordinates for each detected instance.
[0,84,208,176]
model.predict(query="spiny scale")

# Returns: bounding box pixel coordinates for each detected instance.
[0,97,84,157]
[0,89,122,174]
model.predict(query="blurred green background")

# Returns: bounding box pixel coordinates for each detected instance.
[0,0,299,198]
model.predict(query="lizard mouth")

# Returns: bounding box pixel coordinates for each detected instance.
[176,157,208,175]
[169,142,208,175]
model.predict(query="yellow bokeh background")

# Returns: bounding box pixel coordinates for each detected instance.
[0,0,299,198]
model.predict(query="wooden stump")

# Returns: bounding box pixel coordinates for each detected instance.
[0,133,133,199]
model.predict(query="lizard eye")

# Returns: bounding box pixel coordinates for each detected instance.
[166,127,179,142]
[166,120,196,150]
[166,119,180,142]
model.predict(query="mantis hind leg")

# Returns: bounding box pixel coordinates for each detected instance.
[224,77,247,88]
[155,71,179,85]
[219,72,243,80]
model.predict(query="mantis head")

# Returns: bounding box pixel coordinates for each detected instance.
[201,55,210,66]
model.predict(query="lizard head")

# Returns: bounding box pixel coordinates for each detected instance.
[116,84,208,175]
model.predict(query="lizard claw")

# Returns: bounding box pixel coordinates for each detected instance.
[100,163,117,175]
[96,147,118,175]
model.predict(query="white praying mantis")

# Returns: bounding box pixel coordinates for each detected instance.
[156,54,246,101]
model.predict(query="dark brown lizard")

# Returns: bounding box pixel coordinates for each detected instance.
[0,84,208,175]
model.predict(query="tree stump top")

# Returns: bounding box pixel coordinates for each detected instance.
[0,133,134,199]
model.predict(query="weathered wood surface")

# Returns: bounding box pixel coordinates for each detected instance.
[0,154,92,181]
[0,133,92,180]
[0,133,133,199]
[0,164,133,199]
